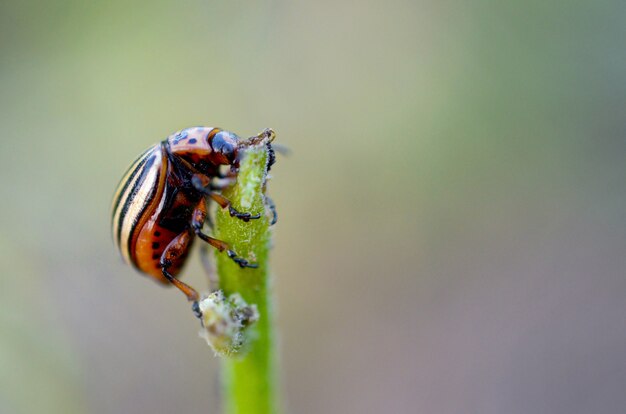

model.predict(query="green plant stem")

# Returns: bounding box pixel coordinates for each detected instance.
[214,144,278,414]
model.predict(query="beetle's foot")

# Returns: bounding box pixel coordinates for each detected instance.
[227,250,258,268]
[192,301,202,319]
[228,205,261,222]
[265,196,278,226]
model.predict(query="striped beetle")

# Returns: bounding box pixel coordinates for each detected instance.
[111,126,275,310]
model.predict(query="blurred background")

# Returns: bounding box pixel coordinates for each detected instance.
[1,1,625,413]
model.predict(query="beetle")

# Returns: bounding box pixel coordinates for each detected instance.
[111,126,276,310]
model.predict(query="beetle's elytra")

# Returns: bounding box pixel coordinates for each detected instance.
[111,126,276,305]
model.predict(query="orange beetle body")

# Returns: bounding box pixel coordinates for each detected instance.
[111,126,276,306]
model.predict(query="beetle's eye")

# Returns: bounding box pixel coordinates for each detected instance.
[211,131,239,162]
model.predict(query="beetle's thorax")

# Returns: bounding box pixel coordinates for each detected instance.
[164,126,219,164]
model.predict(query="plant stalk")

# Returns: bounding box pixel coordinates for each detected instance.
[214,143,278,414]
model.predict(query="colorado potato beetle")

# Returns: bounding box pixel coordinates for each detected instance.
[111,126,276,308]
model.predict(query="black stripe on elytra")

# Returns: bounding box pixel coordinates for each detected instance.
[116,152,158,249]
[124,155,162,264]
[111,147,152,224]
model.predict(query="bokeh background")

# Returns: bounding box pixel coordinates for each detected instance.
[1,1,625,413]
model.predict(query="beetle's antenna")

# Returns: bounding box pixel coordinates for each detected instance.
[242,128,275,147]
[271,143,291,156]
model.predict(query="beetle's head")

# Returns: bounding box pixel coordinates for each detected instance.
[208,128,276,166]
[208,130,240,165]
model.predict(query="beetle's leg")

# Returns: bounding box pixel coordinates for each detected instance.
[190,174,215,229]
[159,231,200,303]
[191,174,261,222]
[209,177,236,191]
[188,174,234,231]
[191,174,211,193]
[191,174,229,195]
[265,195,278,226]
[191,198,258,269]
[191,173,234,196]
[267,142,276,171]
[209,192,262,222]
[199,244,219,292]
